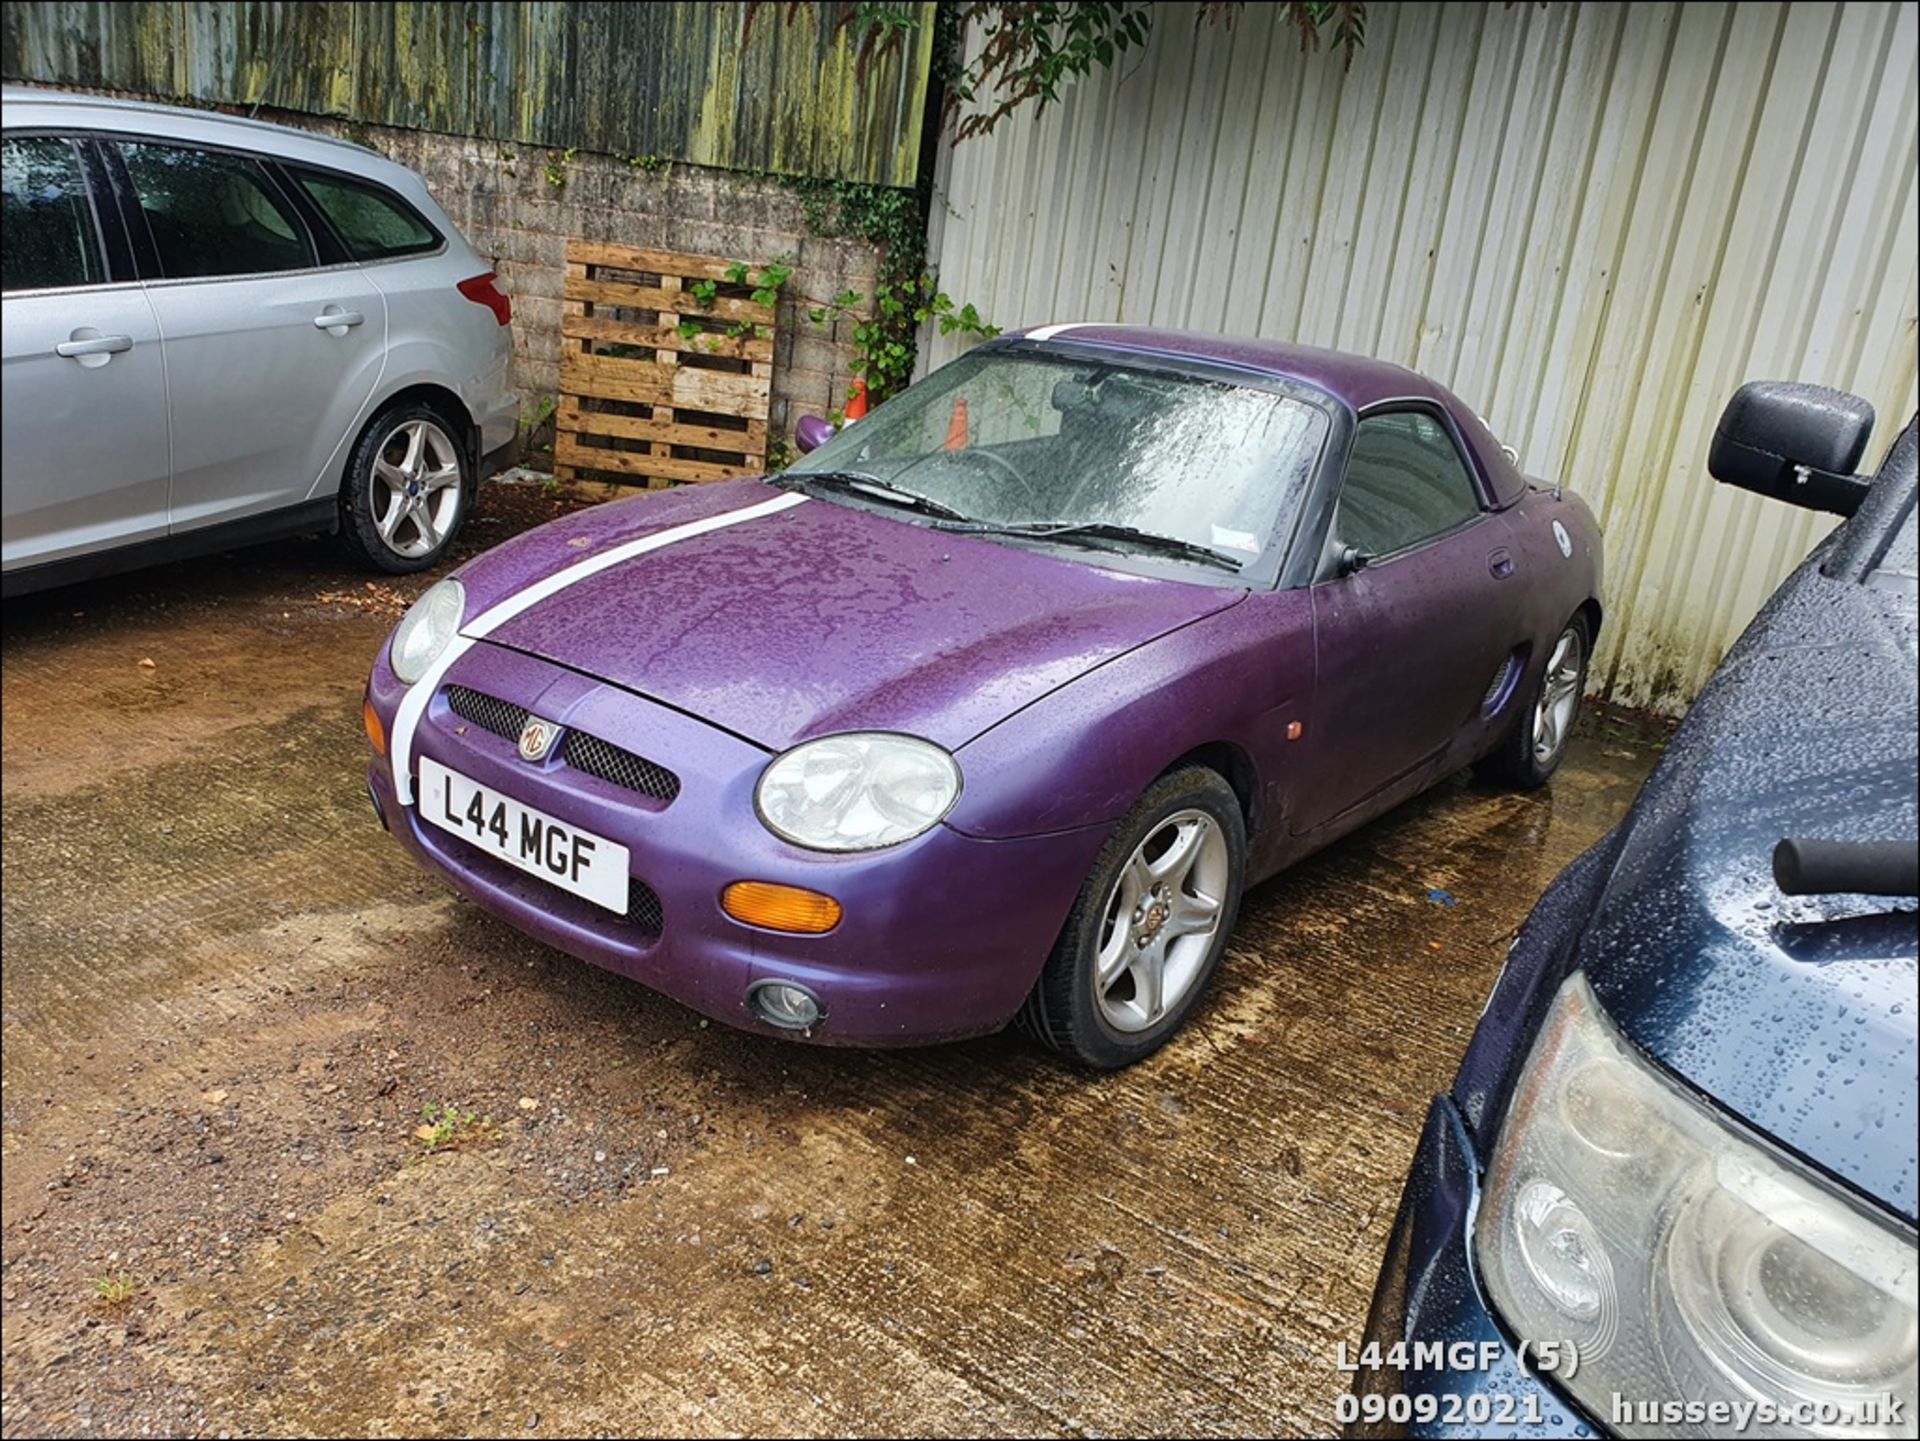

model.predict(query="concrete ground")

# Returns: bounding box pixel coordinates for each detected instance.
[0,484,1660,1438]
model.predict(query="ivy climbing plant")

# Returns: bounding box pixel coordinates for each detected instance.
[807,275,997,398]
[674,260,793,348]
[778,175,998,401]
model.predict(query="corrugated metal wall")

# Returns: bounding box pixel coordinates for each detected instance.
[925,1,1920,710]
[1,1,934,185]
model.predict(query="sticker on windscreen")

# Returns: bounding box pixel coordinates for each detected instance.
[1211,524,1263,556]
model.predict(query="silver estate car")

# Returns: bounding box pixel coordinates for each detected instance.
[1,87,517,595]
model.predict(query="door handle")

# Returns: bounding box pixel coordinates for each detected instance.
[313,309,366,330]
[54,333,133,358]
[1488,547,1515,580]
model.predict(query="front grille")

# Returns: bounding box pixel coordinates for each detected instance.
[436,840,663,937]
[563,731,681,803]
[446,684,528,741]
[441,685,681,802]
[625,878,664,934]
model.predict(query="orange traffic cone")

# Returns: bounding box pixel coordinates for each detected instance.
[843,378,869,422]
[944,396,970,450]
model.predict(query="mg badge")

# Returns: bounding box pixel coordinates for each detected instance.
[1551,519,1573,558]
[518,717,562,763]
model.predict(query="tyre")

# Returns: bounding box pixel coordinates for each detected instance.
[340,402,470,573]
[1476,613,1590,789]
[1019,766,1247,1068]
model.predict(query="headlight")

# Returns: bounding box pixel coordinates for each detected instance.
[388,578,465,685]
[1478,973,1917,1437]
[756,733,960,851]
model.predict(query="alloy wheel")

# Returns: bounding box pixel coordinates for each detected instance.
[1094,809,1231,1033]
[369,419,462,559]
[1532,625,1585,766]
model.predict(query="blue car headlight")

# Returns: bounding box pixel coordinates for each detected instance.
[1477,973,1917,1436]
[755,733,961,852]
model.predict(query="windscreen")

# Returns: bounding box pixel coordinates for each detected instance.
[791,349,1329,581]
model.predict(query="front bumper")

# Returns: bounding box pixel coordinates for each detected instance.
[1348,1095,1596,1439]
[367,640,1110,1046]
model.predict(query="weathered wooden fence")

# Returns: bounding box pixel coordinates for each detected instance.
[1,1,934,185]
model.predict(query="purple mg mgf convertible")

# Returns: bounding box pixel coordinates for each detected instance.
[364,326,1602,1067]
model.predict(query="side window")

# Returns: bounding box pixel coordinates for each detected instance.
[289,167,439,260]
[2,136,103,292]
[1338,410,1483,556]
[119,141,313,279]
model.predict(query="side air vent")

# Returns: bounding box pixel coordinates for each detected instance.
[1483,653,1521,715]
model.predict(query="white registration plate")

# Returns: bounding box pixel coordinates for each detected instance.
[418,757,630,914]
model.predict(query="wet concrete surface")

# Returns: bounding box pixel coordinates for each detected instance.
[0,485,1662,1437]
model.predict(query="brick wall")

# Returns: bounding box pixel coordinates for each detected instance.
[260,107,882,467]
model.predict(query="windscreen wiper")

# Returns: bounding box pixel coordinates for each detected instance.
[786,470,970,521]
[1773,837,1920,898]
[939,519,1244,573]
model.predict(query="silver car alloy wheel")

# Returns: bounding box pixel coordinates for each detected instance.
[1095,808,1230,1033]
[369,418,462,559]
[1532,624,1585,766]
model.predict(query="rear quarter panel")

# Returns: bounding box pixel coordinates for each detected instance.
[1504,483,1604,656]
[319,181,515,476]
[331,252,516,493]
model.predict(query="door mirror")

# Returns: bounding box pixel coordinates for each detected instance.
[1336,544,1374,577]
[1708,381,1875,516]
[793,414,834,456]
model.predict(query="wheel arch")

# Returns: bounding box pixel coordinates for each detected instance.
[1162,741,1260,841]
[1574,595,1603,647]
[347,382,482,503]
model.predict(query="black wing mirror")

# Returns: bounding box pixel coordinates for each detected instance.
[1708,381,1875,516]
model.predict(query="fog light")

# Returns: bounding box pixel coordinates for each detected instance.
[747,980,824,1031]
[363,695,386,754]
[721,880,842,934]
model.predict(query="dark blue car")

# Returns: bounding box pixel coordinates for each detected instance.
[1351,383,1918,1439]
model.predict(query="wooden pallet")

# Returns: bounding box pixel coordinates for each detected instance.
[555,241,775,491]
